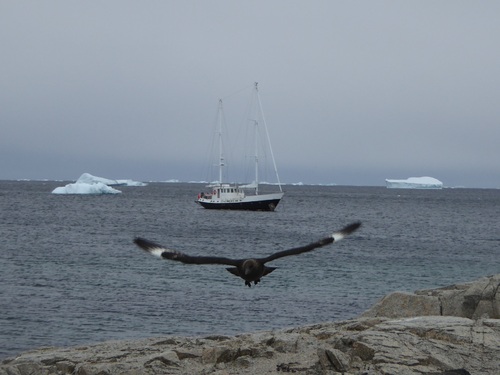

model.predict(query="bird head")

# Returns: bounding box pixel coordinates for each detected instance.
[242,259,259,275]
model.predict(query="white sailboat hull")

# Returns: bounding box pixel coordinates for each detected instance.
[197,191,284,211]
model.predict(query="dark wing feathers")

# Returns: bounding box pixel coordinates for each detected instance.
[336,222,362,236]
[165,254,241,266]
[259,221,361,263]
[133,237,241,266]
[259,236,334,263]
[134,222,361,266]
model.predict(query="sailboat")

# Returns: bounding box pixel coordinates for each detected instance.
[196,83,284,211]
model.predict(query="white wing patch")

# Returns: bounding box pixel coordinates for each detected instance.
[146,246,176,258]
[331,231,346,242]
[149,248,165,258]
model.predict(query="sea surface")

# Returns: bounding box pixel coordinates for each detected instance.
[1,181,499,359]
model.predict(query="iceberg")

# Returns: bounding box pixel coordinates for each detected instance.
[385,176,443,189]
[76,172,120,186]
[52,181,122,195]
[76,173,147,187]
[51,173,146,195]
[116,179,148,187]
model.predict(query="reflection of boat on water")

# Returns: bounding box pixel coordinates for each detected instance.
[196,83,284,211]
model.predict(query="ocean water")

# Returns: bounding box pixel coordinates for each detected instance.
[1,181,499,360]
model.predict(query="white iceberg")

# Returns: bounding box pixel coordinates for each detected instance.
[51,173,147,195]
[76,172,120,186]
[76,173,147,187]
[385,176,443,189]
[116,179,148,187]
[52,181,122,195]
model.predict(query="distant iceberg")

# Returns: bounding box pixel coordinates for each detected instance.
[76,173,147,187]
[385,176,443,189]
[52,181,122,195]
[117,179,148,187]
[51,173,146,195]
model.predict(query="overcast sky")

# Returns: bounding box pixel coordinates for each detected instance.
[1,1,499,187]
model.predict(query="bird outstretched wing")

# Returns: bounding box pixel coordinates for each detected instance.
[134,237,241,266]
[258,222,361,263]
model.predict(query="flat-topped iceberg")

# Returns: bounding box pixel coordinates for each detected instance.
[385,176,443,189]
[51,173,146,195]
[116,179,148,187]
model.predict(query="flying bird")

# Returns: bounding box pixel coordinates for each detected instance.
[134,221,361,287]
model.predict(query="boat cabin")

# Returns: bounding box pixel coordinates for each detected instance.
[198,184,246,203]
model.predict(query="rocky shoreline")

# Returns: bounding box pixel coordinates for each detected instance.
[2,274,499,375]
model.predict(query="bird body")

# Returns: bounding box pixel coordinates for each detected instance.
[134,221,361,287]
[226,260,277,287]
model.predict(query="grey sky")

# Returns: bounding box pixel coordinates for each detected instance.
[1,1,499,187]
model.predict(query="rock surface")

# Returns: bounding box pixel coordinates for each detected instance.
[2,275,499,375]
[362,274,500,320]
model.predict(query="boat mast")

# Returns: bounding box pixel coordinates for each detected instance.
[255,82,283,192]
[253,119,259,195]
[217,99,224,185]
